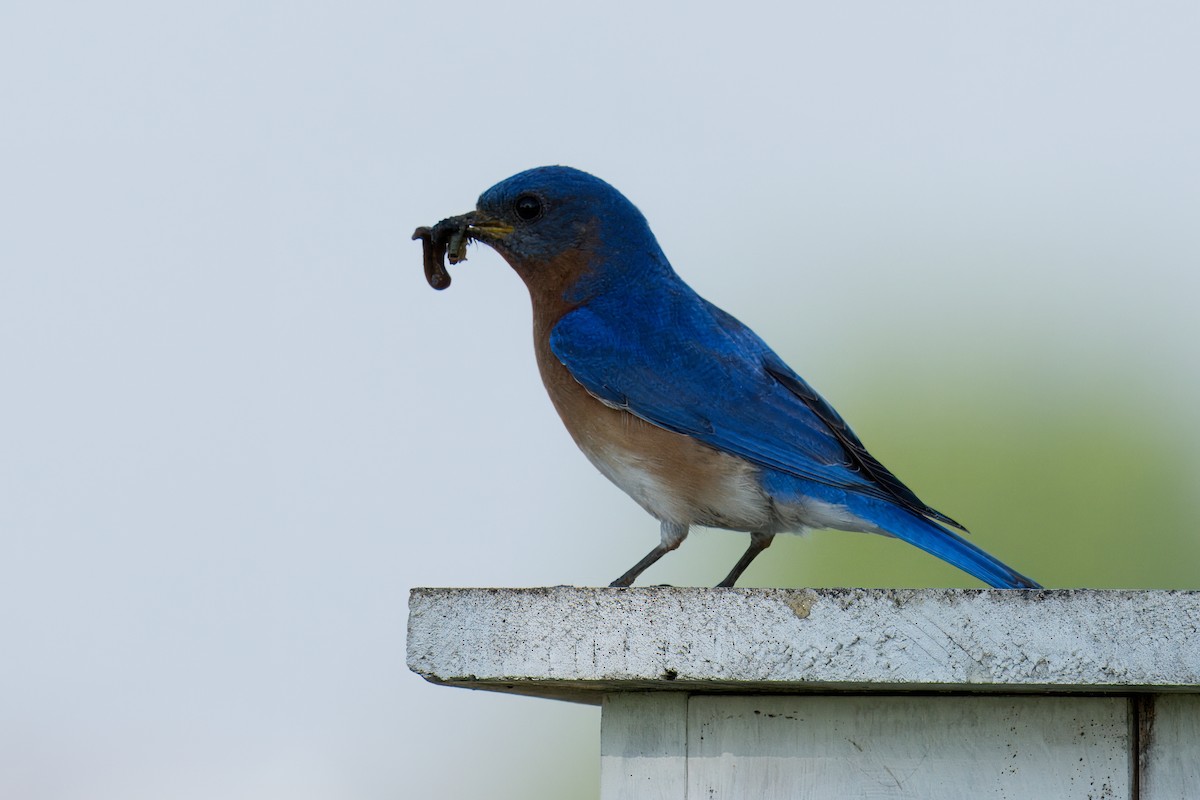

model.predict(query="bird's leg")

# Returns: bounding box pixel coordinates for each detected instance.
[609,521,689,587]
[716,532,775,588]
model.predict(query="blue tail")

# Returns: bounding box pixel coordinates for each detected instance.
[845,495,1042,589]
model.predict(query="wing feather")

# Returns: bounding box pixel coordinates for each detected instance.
[549,285,964,530]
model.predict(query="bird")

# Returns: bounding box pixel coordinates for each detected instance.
[427,165,1041,589]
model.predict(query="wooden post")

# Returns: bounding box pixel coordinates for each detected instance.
[408,588,1200,798]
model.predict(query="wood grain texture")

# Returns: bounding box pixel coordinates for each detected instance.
[686,695,1131,799]
[601,693,687,800]
[1142,694,1200,799]
[407,588,1200,699]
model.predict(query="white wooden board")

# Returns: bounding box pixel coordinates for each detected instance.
[601,693,687,800]
[1142,694,1200,800]
[408,588,1200,698]
[686,695,1131,799]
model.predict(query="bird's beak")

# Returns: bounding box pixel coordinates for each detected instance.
[433,211,515,262]
[461,212,514,249]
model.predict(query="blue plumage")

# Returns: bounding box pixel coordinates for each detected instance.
[433,165,1041,589]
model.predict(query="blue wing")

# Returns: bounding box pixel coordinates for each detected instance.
[548,279,965,530]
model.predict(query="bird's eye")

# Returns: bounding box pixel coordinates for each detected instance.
[514,193,543,222]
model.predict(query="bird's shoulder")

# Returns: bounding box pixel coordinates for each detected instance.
[547,280,855,472]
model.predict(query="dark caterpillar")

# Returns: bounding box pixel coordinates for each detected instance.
[412,214,472,291]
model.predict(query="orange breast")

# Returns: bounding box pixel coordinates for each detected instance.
[503,240,773,532]
[530,320,773,532]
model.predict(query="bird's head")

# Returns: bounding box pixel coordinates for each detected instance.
[418,166,669,303]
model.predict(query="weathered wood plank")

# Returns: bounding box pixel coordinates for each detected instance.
[407,588,1200,701]
[686,695,1131,799]
[1142,694,1200,799]
[600,693,687,800]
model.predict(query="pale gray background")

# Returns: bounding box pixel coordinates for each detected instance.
[2,2,1198,798]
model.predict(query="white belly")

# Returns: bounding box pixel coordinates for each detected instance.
[578,435,774,531]
[579,431,879,537]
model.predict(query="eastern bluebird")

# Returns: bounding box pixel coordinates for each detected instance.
[419,166,1041,589]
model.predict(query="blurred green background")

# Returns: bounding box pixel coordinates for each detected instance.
[744,363,1200,590]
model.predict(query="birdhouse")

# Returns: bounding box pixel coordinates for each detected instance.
[408,587,1200,798]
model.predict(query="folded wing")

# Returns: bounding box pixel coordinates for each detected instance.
[549,284,965,531]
